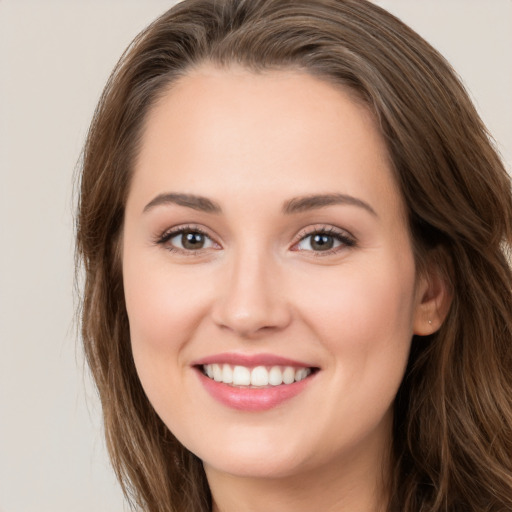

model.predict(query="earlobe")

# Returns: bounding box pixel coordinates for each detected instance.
[413,267,452,336]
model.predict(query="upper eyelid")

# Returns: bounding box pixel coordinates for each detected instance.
[158,224,214,240]
[294,224,355,241]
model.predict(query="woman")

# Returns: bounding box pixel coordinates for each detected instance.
[76,0,512,510]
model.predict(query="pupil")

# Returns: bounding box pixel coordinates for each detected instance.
[182,232,204,250]
[311,234,333,251]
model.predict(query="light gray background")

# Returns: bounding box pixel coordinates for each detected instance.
[0,1,510,511]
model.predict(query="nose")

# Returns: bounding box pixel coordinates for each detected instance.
[211,249,292,338]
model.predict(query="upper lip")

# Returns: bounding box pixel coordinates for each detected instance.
[191,352,317,368]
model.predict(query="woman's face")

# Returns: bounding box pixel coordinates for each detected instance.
[123,65,430,481]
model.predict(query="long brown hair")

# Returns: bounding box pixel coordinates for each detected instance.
[76,1,512,510]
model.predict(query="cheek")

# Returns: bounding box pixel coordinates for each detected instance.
[123,230,217,346]
[122,249,215,407]
[293,252,417,395]
[298,260,415,339]
[125,266,203,350]
[285,255,417,451]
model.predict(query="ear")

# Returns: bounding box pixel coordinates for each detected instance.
[413,265,452,336]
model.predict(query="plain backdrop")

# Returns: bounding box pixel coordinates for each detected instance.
[0,1,510,511]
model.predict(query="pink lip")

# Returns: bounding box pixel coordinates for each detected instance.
[192,353,318,411]
[192,352,314,368]
[195,370,316,411]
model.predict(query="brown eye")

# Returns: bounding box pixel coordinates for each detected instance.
[310,234,334,251]
[167,230,215,251]
[295,229,356,253]
[181,232,206,249]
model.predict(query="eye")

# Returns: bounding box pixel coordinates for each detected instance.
[170,230,214,250]
[157,226,219,253]
[293,227,356,254]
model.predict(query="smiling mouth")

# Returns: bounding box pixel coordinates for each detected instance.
[200,364,317,387]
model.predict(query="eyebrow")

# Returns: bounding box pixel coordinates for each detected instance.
[283,193,377,216]
[143,193,222,214]
[143,192,377,217]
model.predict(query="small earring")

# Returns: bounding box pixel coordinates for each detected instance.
[428,319,433,325]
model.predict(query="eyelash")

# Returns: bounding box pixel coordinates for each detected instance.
[155,224,215,255]
[155,224,357,256]
[292,225,357,256]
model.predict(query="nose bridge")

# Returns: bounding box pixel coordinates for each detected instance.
[211,240,290,336]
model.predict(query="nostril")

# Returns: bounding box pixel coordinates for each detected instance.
[212,311,289,338]
[211,295,292,337]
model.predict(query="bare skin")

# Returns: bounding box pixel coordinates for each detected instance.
[122,64,448,512]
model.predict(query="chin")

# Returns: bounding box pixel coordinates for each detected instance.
[202,452,308,480]
[184,426,313,480]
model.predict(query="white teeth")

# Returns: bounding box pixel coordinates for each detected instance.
[282,366,295,385]
[213,364,223,382]
[232,365,251,386]
[222,363,233,384]
[202,364,313,387]
[295,368,309,382]
[268,366,283,386]
[251,366,269,386]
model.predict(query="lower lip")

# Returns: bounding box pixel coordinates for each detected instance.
[196,369,316,411]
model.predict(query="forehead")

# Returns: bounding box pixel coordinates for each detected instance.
[130,64,403,221]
